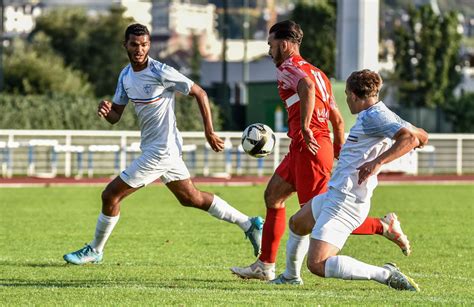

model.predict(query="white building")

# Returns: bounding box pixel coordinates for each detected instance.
[150,0,268,64]
[4,2,42,36]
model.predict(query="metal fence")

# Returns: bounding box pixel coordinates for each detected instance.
[0,130,473,178]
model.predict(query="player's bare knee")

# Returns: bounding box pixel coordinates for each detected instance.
[264,189,283,209]
[289,216,302,234]
[289,214,309,235]
[307,260,326,277]
[263,187,273,206]
[101,188,119,205]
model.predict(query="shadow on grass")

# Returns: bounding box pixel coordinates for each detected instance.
[0,276,322,293]
[0,278,237,289]
[0,260,69,268]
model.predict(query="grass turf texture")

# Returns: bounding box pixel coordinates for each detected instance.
[1,184,473,305]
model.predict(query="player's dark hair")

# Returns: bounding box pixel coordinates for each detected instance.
[269,20,303,45]
[125,23,150,42]
[346,69,383,99]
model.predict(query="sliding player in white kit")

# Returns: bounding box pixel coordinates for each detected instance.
[270,70,427,291]
[63,24,263,265]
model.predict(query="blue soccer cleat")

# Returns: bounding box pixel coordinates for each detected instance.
[63,245,103,265]
[245,216,264,257]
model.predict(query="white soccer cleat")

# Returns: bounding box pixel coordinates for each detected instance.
[381,213,411,256]
[268,273,303,285]
[230,259,276,281]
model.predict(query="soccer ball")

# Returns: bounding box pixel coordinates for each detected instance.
[241,123,276,158]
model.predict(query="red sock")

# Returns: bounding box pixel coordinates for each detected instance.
[352,217,383,235]
[258,207,286,264]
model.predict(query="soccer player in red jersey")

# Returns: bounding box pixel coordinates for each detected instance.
[231,20,410,282]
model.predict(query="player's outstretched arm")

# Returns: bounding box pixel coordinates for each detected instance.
[188,84,224,152]
[357,127,427,184]
[97,100,126,125]
[328,106,345,159]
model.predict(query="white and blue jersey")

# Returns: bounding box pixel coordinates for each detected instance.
[113,57,194,156]
[329,102,412,202]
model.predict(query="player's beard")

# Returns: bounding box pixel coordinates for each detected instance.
[128,49,149,68]
[273,45,284,67]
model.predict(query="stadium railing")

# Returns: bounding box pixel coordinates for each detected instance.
[0,129,473,178]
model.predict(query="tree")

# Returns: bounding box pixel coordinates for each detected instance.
[393,5,462,108]
[443,93,474,133]
[174,94,222,132]
[291,0,337,76]
[189,33,201,83]
[31,7,133,97]
[4,37,92,96]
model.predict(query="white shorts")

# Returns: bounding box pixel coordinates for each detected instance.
[311,188,370,250]
[120,151,190,188]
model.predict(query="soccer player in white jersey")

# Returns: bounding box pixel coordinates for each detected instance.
[63,24,263,265]
[270,70,428,290]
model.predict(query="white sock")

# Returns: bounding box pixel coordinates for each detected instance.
[283,230,310,279]
[89,213,120,253]
[324,255,390,284]
[207,195,251,231]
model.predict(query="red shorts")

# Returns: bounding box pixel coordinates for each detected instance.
[275,135,334,205]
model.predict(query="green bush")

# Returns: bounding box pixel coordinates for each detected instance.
[174,94,222,131]
[0,94,134,130]
[443,93,474,133]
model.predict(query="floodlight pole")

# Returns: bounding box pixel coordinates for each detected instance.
[0,0,4,92]
[242,0,249,106]
[222,0,228,104]
[221,0,230,128]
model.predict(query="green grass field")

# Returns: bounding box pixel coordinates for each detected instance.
[1,184,473,305]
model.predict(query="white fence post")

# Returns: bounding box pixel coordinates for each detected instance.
[456,138,463,176]
[64,134,72,177]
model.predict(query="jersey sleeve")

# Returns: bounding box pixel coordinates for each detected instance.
[112,69,129,105]
[277,64,308,92]
[362,106,412,139]
[151,62,194,95]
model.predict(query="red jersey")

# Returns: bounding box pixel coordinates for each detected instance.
[276,55,336,147]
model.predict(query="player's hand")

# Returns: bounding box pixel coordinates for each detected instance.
[415,128,429,149]
[206,131,225,152]
[357,160,382,185]
[98,100,112,118]
[302,127,320,155]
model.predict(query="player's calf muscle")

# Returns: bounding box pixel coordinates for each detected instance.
[176,190,211,209]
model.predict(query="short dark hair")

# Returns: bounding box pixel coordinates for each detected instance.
[269,20,303,45]
[346,69,383,99]
[125,23,150,42]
